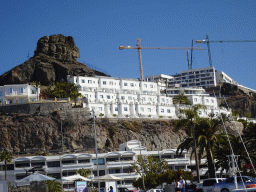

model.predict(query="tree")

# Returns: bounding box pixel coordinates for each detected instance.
[132,155,168,190]
[0,150,12,180]
[33,81,41,101]
[244,111,251,119]
[45,180,62,192]
[53,82,65,98]
[232,110,239,118]
[173,93,190,105]
[99,113,104,118]
[77,168,91,178]
[175,104,206,182]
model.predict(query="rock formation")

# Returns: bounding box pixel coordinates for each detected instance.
[0,34,108,86]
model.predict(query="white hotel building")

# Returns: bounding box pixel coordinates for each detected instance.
[0,140,190,191]
[0,84,39,105]
[68,75,231,119]
[68,76,176,119]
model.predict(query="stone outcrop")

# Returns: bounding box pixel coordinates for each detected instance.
[0,34,108,86]
[0,103,243,156]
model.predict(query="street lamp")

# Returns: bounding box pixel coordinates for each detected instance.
[91,109,100,192]
[129,130,145,191]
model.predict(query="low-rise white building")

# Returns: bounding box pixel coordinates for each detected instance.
[0,84,40,105]
[0,140,190,191]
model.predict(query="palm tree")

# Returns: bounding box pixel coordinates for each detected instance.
[45,180,62,192]
[0,150,12,180]
[175,104,206,182]
[33,81,41,101]
[173,93,190,105]
[53,82,65,98]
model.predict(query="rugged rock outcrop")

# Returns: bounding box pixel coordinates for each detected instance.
[0,34,108,86]
[0,106,243,156]
[206,83,256,118]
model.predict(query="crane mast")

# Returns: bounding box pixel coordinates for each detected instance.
[119,39,205,81]
[195,35,256,67]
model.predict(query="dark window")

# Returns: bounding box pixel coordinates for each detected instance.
[109,169,121,174]
[92,158,105,165]
[93,170,105,176]
[15,162,30,168]
[62,160,75,164]
[48,173,61,179]
[47,161,60,167]
[162,155,172,159]
[174,155,183,158]
[31,162,45,167]
[16,175,27,180]
[120,157,133,161]
[0,164,14,170]
[78,159,90,164]
[106,158,118,162]
[63,171,76,176]
[125,180,134,184]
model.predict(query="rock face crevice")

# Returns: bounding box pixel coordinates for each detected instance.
[0,34,108,86]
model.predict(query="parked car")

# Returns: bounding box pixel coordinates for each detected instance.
[202,178,225,192]
[193,183,203,192]
[186,184,197,192]
[213,176,256,192]
[147,189,164,192]
[118,187,130,192]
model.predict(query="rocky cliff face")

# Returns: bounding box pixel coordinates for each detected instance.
[0,34,108,86]
[206,83,256,118]
[0,108,243,156]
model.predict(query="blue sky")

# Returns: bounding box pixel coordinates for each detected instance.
[0,0,255,89]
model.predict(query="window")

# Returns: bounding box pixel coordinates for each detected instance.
[161,98,165,102]
[107,95,110,99]
[142,97,146,101]
[15,162,30,168]
[124,83,128,86]
[47,161,60,167]
[31,162,45,167]
[20,87,24,93]
[9,88,13,94]
[110,81,113,85]
[147,108,151,112]
[161,109,164,113]
[167,109,171,113]
[82,80,85,83]
[194,98,197,102]
[78,159,90,163]
[121,96,125,100]
[150,84,153,88]
[99,107,102,111]
[148,97,152,101]
[106,158,118,162]
[103,81,106,85]
[140,107,144,112]
[199,111,202,115]
[115,107,118,111]
[144,84,147,88]
[0,91,2,96]
[174,155,184,158]
[206,99,209,103]
[84,94,88,98]
[100,95,103,99]
[62,160,75,164]
[128,96,132,100]
[92,158,105,165]
[130,83,134,87]
[124,107,128,111]
[88,80,92,84]
[166,99,168,103]
[211,99,214,103]
[120,156,133,161]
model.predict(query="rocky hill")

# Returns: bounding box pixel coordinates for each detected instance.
[206,83,256,118]
[0,34,108,86]
[0,102,243,156]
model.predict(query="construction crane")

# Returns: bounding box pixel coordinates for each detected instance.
[119,38,205,80]
[195,34,256,67]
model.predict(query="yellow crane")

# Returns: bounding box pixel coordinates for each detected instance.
[119,38,205,80]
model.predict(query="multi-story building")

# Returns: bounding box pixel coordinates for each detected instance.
[145,66,236,89]
[68,76,176,119]
[67,75,231,119]
[0,84,39,105]
[0,140,189,191]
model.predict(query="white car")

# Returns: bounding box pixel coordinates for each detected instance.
[213,176,256,192]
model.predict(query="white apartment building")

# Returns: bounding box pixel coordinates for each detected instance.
[67,75,231,119]
[0,84,39,105]
[0,140,190,191]
[68,76,176,119]
[145,67,236,89]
